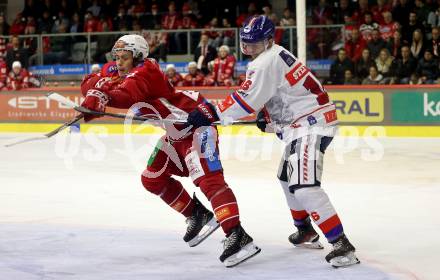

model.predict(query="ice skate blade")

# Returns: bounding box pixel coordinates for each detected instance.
[187,217,220,247]
[224,242,261,268]
[330,252,360,268]
[293,241,324,249]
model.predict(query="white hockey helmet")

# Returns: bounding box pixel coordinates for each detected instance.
[112,34,149,60]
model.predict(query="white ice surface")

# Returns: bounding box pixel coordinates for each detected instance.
[1,133,439,280]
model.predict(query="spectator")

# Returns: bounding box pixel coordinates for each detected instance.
[410,29,426,60]
[161,1,181,53]
[409,73,422,84]
[165,64,183,87]
[6,36,29,69]
[194,34,216,75]
[390,45,417,84]
[220,18,235,47]
[343,69,361,85]
[375,48,394,84]
[368,29,388,59]
[380,11,400,41]
[211,45,236,86]
[371,0,391,24]
[333,0,353,24]
[403,11,425,44]
[204,17,222,48]
[355,48,375,80]
[9,13,26,35]
[352,0,370,24]
[52,11,70,33]
[0,37,6,59]
[0,57,7,90]
[428,27,440,57]
[7,61,30,90]
[414,0,430,27]
[416,49,439,84]
[87,0,101,17]
[392,0,413,28]
[182,61,205,86]
[280,8,295,26]
[362,65,384,84]
[262,4,277,19]
[179,3,197,29]
[37,10,53,33]
[388,30,403,58]
[84,11,98,32]
[43,24,71,64]
[114,4,132,30]
[427,6,440,28]
[131,0,146,18]
[312,0,332,25]
[329,48,354,85]
[345,28,367,61]
[141,4,161,30]
[359,12,379,42]
[144,31,167,63]
[341,15,357,42]
[236,2,258,27]
[70,12,83,33]
[161,2,180,30]
[0,15,10,35]
[23,20,38,56]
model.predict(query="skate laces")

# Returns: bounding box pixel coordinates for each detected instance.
[185,216,196,233]
[222,231,238,250]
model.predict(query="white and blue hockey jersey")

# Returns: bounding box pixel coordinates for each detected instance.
[215,44,338,141]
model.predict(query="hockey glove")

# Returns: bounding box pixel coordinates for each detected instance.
[187,102,219,128]
[81,89,110,122]
[256,110,270,132]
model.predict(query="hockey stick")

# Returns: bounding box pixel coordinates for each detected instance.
[47,92,256,125]
[4,114,84,147]
[47,92,187,124]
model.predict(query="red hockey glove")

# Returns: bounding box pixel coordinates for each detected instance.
[81,89,110,122]
[187,102,219,128]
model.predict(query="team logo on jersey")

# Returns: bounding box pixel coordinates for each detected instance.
[307,115,317,126]
[279,50,296,67]
[285,63,310,86]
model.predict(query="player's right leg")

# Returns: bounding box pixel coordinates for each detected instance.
[278,134,359,267]
[141,137,216,247]
[279,181,323,249]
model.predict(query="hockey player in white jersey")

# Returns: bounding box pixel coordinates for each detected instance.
[187,15,359,268]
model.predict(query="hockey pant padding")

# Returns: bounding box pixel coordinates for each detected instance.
[293,187,344,242]
[280,180,311,226]
[197,173,239,234]
[141,174,194,217]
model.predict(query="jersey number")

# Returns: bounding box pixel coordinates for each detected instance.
[240,80,252,91]
[285,65,329,106]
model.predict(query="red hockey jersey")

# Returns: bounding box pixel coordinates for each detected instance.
[81,59,207,131]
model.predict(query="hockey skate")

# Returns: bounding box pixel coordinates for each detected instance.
[288,223,324,249]
[220,225,261,268]
[325,234,360,268]
[183,194,220,247]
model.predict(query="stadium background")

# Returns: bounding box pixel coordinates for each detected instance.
[0,0,439,136]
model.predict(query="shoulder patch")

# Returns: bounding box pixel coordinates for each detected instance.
[278,50,296,67]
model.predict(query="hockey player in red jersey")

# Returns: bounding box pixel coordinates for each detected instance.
[7,61,30,90]
[80,34,260,267]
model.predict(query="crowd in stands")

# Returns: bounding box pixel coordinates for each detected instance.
[0,0,440,88]
[327,0,440,85]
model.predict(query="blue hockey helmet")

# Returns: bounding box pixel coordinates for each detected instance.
[240,15,275,44]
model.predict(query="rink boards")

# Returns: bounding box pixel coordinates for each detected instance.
[0,85,439,137]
